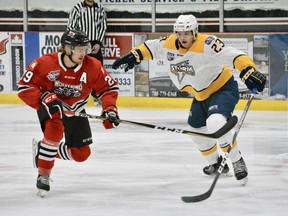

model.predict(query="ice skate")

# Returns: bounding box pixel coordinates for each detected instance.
[36,174,51,197]
[203,156,230,176]
[232,157,248,185]
[32,138,40,168]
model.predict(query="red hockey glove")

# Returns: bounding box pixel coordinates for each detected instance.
[101,106,120,129]
[240,67,266,92]
[112,49,143,72]
[39,92,63,120]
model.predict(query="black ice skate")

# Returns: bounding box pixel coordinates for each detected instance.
[203,156,230,175]
[36,174,51,197]
[32,138,40,168]
[232,157,248,185]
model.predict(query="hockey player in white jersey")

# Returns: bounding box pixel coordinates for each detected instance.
[112,15,266,184]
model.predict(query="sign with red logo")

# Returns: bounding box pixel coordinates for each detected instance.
[102,34,132,60]
[10,33,25,91]
[103,33,135,96]
[0,32,10,92]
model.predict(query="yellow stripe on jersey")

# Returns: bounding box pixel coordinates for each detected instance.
[135,43,153,60]
[162,34,193,54]
[162,34,177,49]
[188,34,208,53]
[181,66,233,101]
[162,34,206,54]
[234,55,257,72]
[200,144,218,156]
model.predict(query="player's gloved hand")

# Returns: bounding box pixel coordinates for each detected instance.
[101,106,120,129]
[240,66,266,92]
[39,92,63,119]
[112,49,143,72]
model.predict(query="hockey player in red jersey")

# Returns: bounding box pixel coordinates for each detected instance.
[112,15,266,185]
[18,29,119,197]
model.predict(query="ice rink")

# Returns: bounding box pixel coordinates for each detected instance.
[0,104,287,216]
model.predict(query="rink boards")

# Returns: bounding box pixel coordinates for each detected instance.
[0,93,286,111]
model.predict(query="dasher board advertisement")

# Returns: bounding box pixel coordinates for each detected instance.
[0,32,10,93]
[10,32,25,91]
[0,32,24,93]
[39,32,62,56]
[103,33,135,96]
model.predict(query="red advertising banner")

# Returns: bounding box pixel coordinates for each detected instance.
[103,33,135,96]
[102,34,133,60]
[0,32,10,93]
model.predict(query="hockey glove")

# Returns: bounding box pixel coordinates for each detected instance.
[240,67,266,92]
[39,92,63,120]
[101,106,120,129]
[112,49,143,72]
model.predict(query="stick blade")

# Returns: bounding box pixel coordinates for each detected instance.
[181,173,220,203]
[181,192,211,203]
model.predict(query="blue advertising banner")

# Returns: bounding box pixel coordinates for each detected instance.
[269,34,288,97]
[25,32,39,67]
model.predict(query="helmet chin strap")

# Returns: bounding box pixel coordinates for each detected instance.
[67,50,78,65]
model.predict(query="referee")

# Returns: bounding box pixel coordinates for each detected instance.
[67,0,107,105]
[67,0,107,64]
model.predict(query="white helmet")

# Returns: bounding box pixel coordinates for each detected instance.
[174,15,198,38]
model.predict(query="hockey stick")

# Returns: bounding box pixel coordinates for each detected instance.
[64,111,238,139]
[181,89,256,203]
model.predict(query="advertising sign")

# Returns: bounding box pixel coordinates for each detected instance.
[103,33,135,96]
[0,32,10,93]
[25,32,39,67]
[269,34,288,97]
[39,32,62,56]
[4,0,288,13]
[10,32,24,91]
[99,0,288,13]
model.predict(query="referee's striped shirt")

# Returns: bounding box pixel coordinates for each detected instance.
[67,1,107,44]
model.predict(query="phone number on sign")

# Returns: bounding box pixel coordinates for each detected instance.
[114,78,132,86]
[151,91,177,97]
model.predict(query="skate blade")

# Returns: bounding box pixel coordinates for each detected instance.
[238,177,248,186]
[37,189,47,198]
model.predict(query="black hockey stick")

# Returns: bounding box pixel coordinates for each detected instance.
[64,111,238,139]
[181,89,256,203]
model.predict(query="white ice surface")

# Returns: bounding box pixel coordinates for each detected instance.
[0,105,287,216]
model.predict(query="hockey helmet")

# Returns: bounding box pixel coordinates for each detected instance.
[174,15,198,38]
[61,29,90,48]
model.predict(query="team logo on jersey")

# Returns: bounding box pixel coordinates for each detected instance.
[47,70,60,81]
[54,80,82,98]
[167,52,175,61]
[205,36,215,45]
[170,60,195,84]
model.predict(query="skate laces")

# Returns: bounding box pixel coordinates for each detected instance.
[233,159,246,174]
[38,175,53,185]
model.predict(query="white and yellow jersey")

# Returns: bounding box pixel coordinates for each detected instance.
[136,33,256,101]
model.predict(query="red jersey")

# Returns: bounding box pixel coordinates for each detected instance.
[18,52,118,113]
